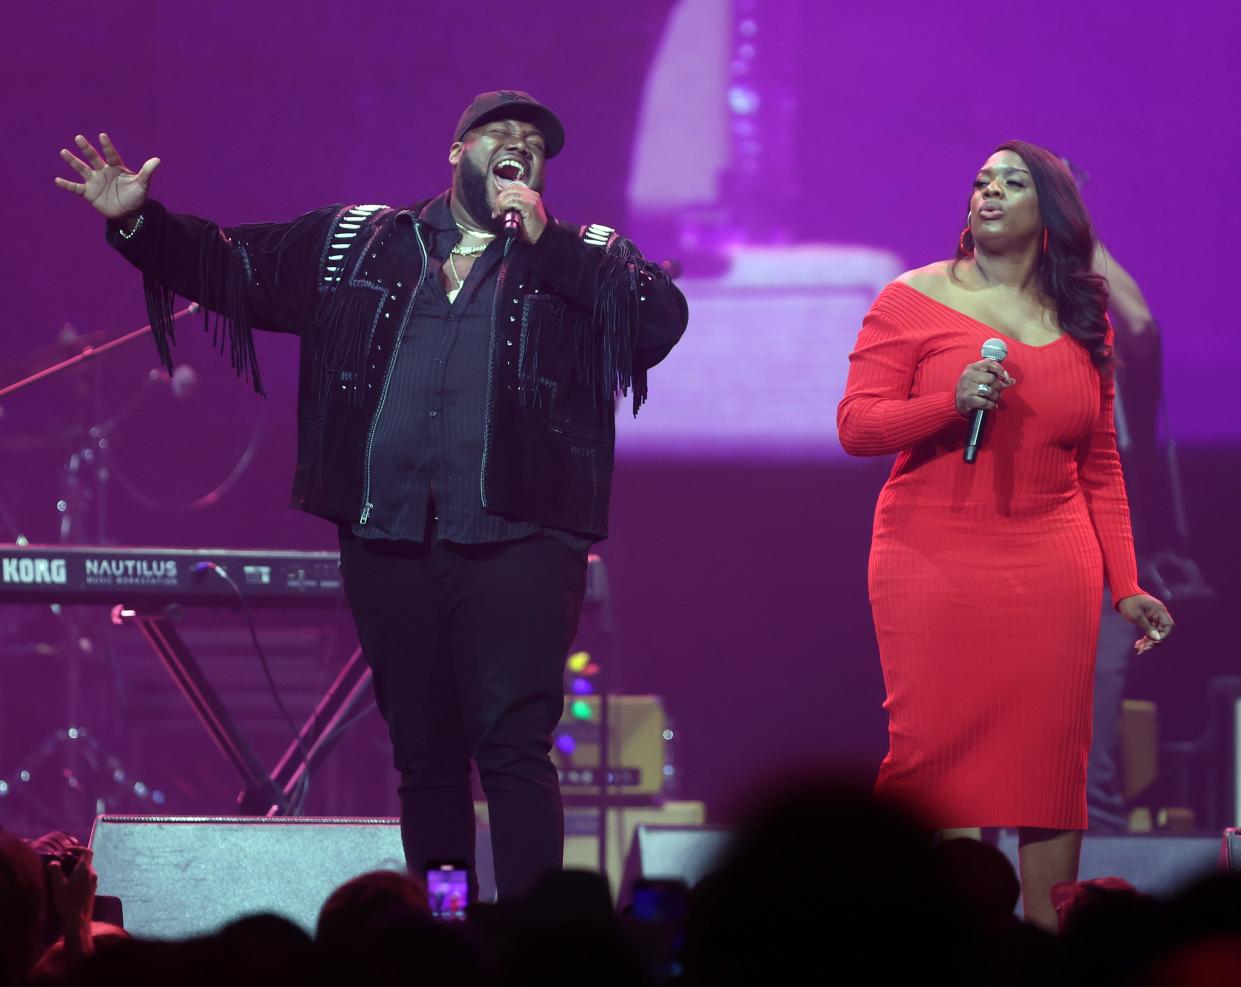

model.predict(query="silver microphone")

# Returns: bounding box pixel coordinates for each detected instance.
[964,337,1009,464]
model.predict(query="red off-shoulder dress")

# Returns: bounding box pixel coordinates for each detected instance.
[837,282,1143,829]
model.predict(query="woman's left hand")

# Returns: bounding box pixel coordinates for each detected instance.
[1118,594,1175,654]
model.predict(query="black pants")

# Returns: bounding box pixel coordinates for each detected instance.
[339,531,586,899]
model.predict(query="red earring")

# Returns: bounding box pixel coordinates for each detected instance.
[959,226,973,256]
[1042,227,1049,255]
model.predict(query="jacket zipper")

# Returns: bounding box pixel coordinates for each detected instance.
[480,237,514,510]
[359,222,430,524]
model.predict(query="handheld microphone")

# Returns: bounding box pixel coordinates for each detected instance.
[502,179,528,237]
[963,337,1009,464]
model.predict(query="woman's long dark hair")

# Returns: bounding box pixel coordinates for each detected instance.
[957,140,1112,369]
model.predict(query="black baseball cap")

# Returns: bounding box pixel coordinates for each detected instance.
[454,90,565,158]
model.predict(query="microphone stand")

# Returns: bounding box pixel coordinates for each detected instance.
[0,304,199,401]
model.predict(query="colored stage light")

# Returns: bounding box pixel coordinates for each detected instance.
[556,734,577,755]
[571,677,594,695]
[567,651,591,673]
[570,699,593,721]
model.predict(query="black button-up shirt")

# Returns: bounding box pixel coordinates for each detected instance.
[351,192,591,557]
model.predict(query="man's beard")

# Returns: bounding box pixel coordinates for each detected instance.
[457,156,505,234]
[455,155,544,234]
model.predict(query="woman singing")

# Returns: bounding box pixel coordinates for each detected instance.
[836,140,1174,929]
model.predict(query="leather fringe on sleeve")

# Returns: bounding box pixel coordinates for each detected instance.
[142,274,179,377]
[314,286,376,409]
[142,225,264,396]
[581,235,663,417]
[141,207,342,397]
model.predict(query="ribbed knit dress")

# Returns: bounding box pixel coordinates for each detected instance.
[837,282,1143,829]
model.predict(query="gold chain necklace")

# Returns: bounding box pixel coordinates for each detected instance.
[454,222,494,249]
[447,225,493,302]
[447,252,468,289]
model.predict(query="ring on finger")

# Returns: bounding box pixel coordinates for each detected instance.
[976,382,991,395]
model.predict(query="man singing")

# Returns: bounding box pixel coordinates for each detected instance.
[55,90,688,898]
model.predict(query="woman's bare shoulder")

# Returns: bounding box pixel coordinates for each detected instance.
[894,261,955,298]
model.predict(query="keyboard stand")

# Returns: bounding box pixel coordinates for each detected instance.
[110,554,605,817]
[113,606,373,816]
[261,647,373,814]
[115,607,289,814]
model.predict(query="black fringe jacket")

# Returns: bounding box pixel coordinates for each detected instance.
[107,198,688,538]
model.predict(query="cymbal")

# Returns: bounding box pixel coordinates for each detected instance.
[0,328,114,384]
[0,326,119,452]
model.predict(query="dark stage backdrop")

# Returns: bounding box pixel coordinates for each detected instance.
[1,1,1237,829]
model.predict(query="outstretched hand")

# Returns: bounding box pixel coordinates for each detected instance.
[55,133,159,220]
[1118,594,1175,654]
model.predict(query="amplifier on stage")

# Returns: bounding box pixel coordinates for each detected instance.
[552,694,671,798]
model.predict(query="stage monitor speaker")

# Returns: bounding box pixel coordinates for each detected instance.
[471,800,707,900]
[1222,828,1241,871]
[618,824,732,905]
[997,830,1219,905]
[89,815,407,939]
[91,809,720,933]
